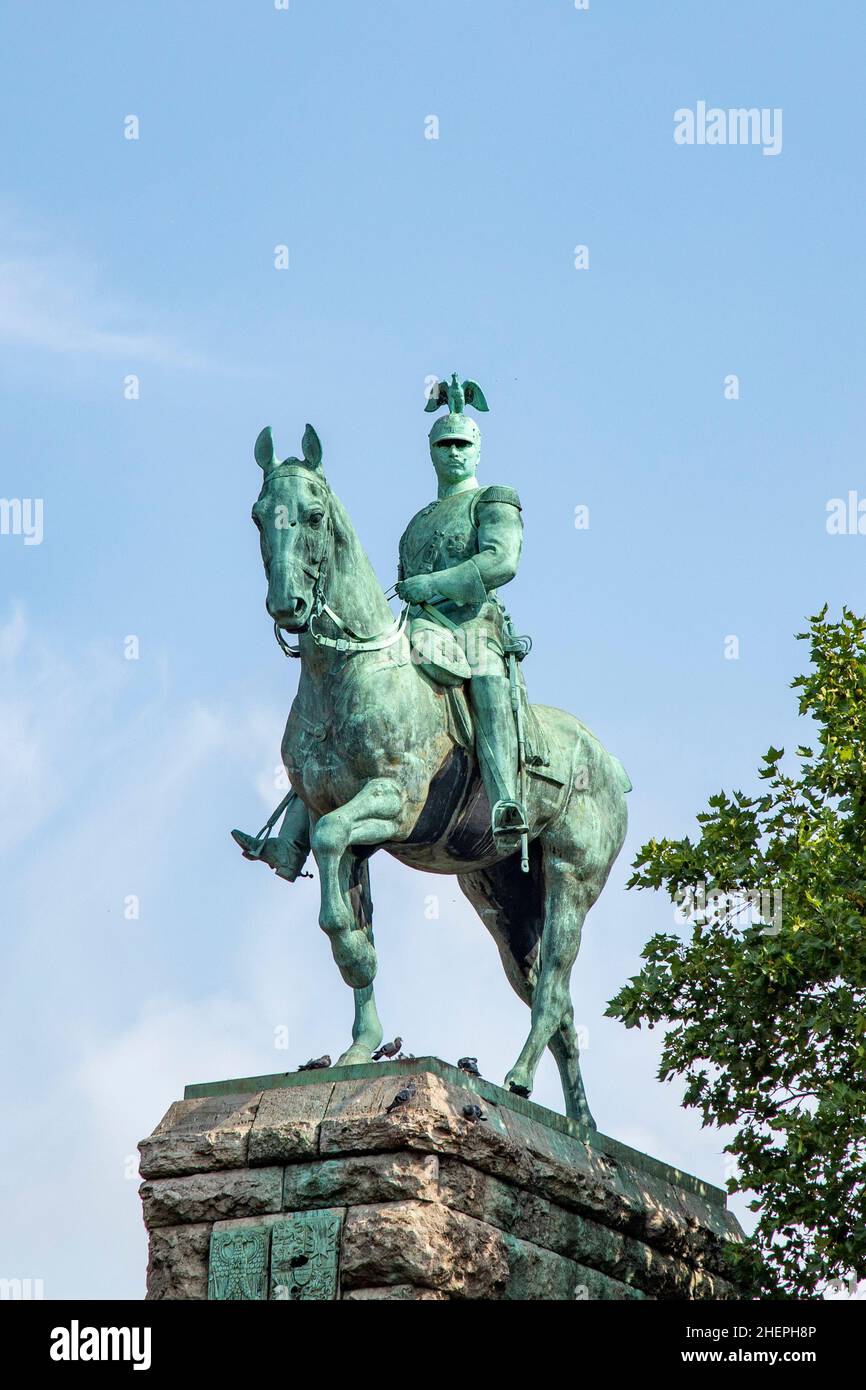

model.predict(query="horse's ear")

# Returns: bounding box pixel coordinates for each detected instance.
[301,424,323,470]
[254,426,275,470]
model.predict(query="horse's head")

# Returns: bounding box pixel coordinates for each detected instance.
[252,423,330,632]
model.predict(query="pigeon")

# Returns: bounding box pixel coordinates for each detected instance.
[297,1055,331,1072]
[373,1037,403,1060]
[386,1083,416,1115]
[457,1056,481,1077]
[462,1104,487,1123]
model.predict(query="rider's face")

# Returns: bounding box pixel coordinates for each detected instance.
[431,437,479,487]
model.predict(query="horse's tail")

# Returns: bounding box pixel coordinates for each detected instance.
[610,754,632,794]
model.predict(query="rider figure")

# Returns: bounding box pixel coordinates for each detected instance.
[395,375,528,844]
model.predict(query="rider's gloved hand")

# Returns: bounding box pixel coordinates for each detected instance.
[396,574,437,604]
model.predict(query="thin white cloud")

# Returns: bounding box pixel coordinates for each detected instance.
[0,202,210,369]
[0,603,159,855]
[0,254,209,368]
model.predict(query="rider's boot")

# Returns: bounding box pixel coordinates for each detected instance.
[468,674,529,845]
[232,792,312,881]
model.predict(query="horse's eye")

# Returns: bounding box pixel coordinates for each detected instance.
[308,512,324,528]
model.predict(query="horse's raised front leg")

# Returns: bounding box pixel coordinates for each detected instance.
[311,777,406,989]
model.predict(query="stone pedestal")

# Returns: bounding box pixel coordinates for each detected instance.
[138,1057,744,1300]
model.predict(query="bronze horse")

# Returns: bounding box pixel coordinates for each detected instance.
[236,427,630,1126]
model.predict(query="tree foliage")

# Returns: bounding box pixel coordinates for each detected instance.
[607,608,866,1297]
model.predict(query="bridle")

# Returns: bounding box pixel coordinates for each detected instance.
[274,569,408,659]
[263,466,407,660]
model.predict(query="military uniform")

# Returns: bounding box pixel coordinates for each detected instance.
[398,482,528,836]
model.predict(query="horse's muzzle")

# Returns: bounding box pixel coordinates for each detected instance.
[268,595,309,630]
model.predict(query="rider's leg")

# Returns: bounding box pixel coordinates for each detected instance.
[274,792,311,873]
[468,674,527,838]
[231,791,312,881]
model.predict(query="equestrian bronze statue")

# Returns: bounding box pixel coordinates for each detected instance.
[232,379,631,1126]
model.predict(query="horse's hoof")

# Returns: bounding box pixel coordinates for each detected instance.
[335,1044,374,1066]
[505,1068,532,1099]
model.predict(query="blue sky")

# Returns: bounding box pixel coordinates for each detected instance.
[1,1,864,1298]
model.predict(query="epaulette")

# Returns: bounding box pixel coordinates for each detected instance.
[476,484,522,510]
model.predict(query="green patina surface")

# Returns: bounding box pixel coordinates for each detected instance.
[208,1225,270,1300]
[207,1211,342,1301]
[270,1209,342,1301]
[230,386,632,1128]
[185,1056,727,1209]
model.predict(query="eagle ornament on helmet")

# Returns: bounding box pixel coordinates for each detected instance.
[425,372,489,448]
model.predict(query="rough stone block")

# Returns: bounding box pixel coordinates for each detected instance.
[437,1160,735,1299]
[341,1200,510,1297]
[341,1199,645,1300]
[282,1152,439,1210]
[502,1235,644,1301]
[319,1070,535,1186]
[248,1081,334,1165]
[343,1285,449,1300]
[145,1222,211,1301]
[140,1166,283,1229]
[138,1093,262,1179]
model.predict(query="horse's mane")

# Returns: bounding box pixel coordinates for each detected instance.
[321,479,394,632]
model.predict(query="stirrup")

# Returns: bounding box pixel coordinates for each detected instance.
[491,799,529,838]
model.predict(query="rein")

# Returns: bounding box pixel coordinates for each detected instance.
[309,586,408,654]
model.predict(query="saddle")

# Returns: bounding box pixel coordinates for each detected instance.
[408,607,556,780]
[440,676,556,778]
[409,614,471,686]
[411,639,556,783]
